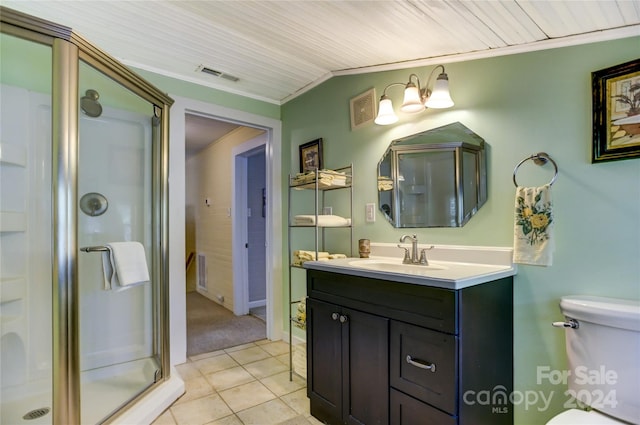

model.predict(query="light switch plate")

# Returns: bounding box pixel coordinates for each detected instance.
[365,203,376,222]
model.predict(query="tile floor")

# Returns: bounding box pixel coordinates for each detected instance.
[152,340,323,425]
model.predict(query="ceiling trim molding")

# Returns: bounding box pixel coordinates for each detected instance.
[121,59,282,106]
[282,24,640,105]
[333,25,640,77]
[280,71,334,105]
[124,24,639,107]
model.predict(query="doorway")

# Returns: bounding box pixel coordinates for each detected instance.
[184,115,269,355]
[168,95,283,366]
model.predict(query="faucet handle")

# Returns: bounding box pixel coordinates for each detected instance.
[419,245,434,265]
[397,244,411,264]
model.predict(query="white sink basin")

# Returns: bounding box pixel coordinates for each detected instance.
[347,259,447,275]
[303,245,516,289]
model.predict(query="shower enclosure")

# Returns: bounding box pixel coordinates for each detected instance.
[0,8,177,424]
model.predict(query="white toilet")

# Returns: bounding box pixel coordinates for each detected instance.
[546,295,640,424]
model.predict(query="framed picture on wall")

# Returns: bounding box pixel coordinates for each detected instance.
[299,138,323,173]
[592,59,640,163]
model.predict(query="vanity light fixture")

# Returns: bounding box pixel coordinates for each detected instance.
[374,65,454,125]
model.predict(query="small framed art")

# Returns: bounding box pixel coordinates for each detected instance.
[592,59,640,163]
[299,138,323,173]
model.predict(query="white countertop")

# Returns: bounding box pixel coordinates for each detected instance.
[302,243,517,290]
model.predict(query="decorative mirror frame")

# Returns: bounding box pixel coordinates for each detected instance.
[377,122,487,228]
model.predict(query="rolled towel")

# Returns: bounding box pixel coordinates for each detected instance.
[294,298,307,329]
[513,185,554,266]
[328,253,347,259]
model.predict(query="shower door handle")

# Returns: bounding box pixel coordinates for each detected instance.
[80,245,110,253]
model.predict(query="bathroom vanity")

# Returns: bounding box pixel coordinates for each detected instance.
[304,246,515,425]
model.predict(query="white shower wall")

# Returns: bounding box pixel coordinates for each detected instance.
[0,84,155,423]
[0,85,53,403]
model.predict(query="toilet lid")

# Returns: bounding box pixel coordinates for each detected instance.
[547,409,623,424]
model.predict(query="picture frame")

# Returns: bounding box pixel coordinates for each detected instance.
[592,59,640,163]
[350,88,376,130]
[299,138,323,173]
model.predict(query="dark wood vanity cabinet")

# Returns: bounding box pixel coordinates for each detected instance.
[307,297,389,425]
[306,269,513,425]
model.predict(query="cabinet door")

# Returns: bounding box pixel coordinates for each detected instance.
[307,298,343,423]
[390,389,456,425]
[343,307,389,425]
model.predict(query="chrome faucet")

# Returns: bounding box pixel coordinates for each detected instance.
[398,234,433,265]
[399,234,419,264]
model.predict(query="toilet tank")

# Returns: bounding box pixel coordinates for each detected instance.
[559,295,640,424]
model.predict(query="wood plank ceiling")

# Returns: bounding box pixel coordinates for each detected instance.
[3,1,640,105]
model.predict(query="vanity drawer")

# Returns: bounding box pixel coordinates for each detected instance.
[390,320,458,414]
[307,269,457,333]
[390,389,456,425]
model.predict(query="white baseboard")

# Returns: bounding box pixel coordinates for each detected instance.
[248,299,266,309]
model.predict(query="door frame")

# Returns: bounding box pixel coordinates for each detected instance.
[232,136,267,316]
[169,95,282,365]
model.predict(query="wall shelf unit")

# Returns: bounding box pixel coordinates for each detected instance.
[287,164,353,380]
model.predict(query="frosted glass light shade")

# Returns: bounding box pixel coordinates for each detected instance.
[374,97,398,125]
[425,73,454,109]
[400,84,424,113]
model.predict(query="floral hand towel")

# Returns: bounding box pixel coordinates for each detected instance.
[513,185,554,266]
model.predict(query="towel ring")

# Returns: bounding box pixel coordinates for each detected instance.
[513,152,558,187]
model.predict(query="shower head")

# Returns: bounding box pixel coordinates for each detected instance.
[80,89,102,117]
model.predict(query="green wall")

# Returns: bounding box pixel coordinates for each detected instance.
[282,37,640,424]
[4,17,637,422]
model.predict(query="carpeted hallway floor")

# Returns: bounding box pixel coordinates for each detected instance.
[187,292,266,356]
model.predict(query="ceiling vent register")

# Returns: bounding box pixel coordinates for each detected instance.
[196,65,239,82]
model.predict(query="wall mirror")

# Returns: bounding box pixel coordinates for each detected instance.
[378,122,487,228]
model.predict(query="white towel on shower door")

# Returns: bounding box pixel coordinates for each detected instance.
[101,241,150,291]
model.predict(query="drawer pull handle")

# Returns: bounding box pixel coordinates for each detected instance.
[331,312,340,321]
[406,355,436,372]
[339,315,348,323]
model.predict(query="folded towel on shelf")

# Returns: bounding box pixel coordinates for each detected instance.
[292,169,347,187]
[293,250,348,266]
[102,241,150,291]
[513,185,555,266]
[294,250,330,260]
[293,214,351,227]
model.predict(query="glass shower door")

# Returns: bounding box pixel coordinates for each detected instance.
[0,32,54,425]
[77,60,159,424]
